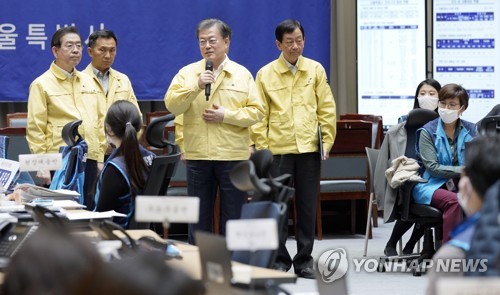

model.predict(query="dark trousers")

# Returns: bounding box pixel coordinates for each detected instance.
[84,159,98,210]
[186,160,246,245]
[272,152,320,271]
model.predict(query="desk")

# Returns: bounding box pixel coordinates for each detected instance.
[85,230,297,285]
[1,229,297,294]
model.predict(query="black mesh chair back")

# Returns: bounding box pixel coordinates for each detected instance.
[129,114,180,230]
[478,115,500,136]
[145,114,177,152]
[404,109,439,158]
[229,149,294,268]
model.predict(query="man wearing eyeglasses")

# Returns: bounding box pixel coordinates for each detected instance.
[165,18,264,244]
[250,19,336,279]
[27,26,106,208]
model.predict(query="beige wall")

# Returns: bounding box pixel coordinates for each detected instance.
[331,0,357,115]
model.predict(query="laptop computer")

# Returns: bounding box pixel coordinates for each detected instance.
[196,231,290,295]
[315,269,348,295]
[195,231,236,294]
[0,219,38,269]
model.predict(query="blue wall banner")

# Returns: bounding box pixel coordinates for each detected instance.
[0,0,330,102]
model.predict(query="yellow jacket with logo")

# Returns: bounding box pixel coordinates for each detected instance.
[165,59,264,160]
[83,64,141,117]
[27,61,107,162]
[250,54,337,154]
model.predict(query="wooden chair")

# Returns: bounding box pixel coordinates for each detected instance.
[316,120,372,240]
[340,114,384,149]
[6,112,28,128]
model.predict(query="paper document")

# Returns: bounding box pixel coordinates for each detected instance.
[64,210,126,221]
[52,200,86,209]
[14,183,79,202]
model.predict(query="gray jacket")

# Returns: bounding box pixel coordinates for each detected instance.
[374,122,407,222]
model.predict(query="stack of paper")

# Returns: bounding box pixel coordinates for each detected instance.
[64,210,126,220]
[14,183,80,202]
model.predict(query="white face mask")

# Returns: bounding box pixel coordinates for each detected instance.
[418,95,438,111]
[438,107,460,124]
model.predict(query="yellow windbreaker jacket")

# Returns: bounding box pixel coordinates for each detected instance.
[27,62,107,162]
[251,54,337,154]
[165,59,264,160]
[83,64,141,117]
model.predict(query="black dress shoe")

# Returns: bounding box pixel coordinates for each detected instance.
[384,245,398,257]
[402,246,414,255]
[295,267,316,279]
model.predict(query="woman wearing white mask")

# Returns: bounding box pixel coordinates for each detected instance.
[379,78,441,256]
[425,135,500,295]
[413,83,477,243]
[398,78,441,123]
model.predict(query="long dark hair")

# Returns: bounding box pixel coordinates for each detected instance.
[105,100,147,193]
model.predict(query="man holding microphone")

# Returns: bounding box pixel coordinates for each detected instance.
[165,18,264,244]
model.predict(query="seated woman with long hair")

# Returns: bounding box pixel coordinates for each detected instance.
[94,100,155,228]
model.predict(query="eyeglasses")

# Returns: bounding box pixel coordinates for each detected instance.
[282,38,304,48]
[438,101,461,109]
[60,42,82,51]
[199,38,219,47]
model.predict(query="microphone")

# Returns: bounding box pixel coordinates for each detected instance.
[205,60,213,101]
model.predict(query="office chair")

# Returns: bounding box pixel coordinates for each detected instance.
[129,114,181,230]
[143,113,181,195]
[230,149,294,268]
[380,108,442,276]
[49,120,87,203]
[478,115,500,136]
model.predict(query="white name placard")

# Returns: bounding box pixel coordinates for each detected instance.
[437,277,500,295]
[226,218,278,251]
[19,153,62,172]
[135,196,199,223]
